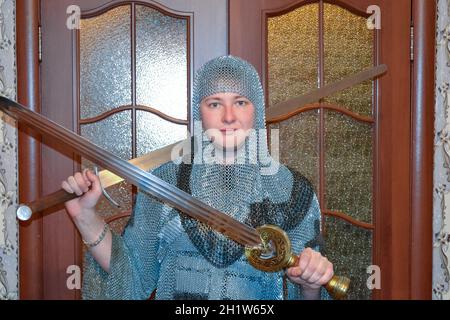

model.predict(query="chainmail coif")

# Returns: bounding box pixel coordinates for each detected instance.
[82,56,329,300]
[184,56,290,267]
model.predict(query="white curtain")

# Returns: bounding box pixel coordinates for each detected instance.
[433,0,450,301]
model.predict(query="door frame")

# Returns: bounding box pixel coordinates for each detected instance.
[410,0,434,300]
[17,0,43,299]
[17,0,434,299]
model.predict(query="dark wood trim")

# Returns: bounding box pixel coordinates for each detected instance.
[322,210,375,230]
[371,15,381,301]
[16,0,43,300]
[79,105,189,126]
[131,3,137,160]
[81,0,191,20]
[263,0,370,22]
[131,3,138,203]
[318,0,325,230]
[73,23,83,301]
[410,0,435,300]
[105,210,132,223]
[378,0,412,299]
[266,103,375,124]
[71,11,83,301]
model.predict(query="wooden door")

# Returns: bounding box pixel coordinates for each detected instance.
[19,0,227,299]
[17,0,434,300]
[229,0,434,299]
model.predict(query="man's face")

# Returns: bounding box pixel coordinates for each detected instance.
[200,92,255,151]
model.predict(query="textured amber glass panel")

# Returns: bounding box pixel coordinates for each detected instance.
[136,5,187,120]
[324,111,372,223]
[323,3,374,116]
[136,111,187,157]
[324,216,372,300]
[80,111,132,161]
[267,4,319,107]
[80,6,132,119]
[269,111,319,190]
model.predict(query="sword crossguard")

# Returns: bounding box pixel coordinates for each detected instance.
[244,224,350,300]
[93,166,121,208]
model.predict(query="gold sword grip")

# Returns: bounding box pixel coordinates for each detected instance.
[244,225,350,300]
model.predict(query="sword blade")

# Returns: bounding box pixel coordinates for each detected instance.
[0,97,261,247]
[266,64,387,123]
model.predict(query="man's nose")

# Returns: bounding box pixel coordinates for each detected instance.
[222,104,236,124]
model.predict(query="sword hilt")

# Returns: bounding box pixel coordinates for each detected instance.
[286,254,350,300]
[16,189,77,221]
[16,167,120,221]
[245,224,350,300]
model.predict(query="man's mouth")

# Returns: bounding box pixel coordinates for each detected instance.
[220,128,238,135]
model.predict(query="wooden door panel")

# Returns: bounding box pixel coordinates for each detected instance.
[229,0,412,299]
[41,0,81,299]
[29,0,228,299]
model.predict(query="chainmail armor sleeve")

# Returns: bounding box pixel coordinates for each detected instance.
[284,193,333,300]
[82,162,179,300]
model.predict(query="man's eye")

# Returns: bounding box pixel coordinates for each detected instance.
[236,100,247,106]
[209,102,220,108]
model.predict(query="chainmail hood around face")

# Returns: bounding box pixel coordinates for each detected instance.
[192,55,266,130]
[179,56,314,268]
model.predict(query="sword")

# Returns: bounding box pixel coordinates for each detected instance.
[0,96,350,299]
[17,64,387,219]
